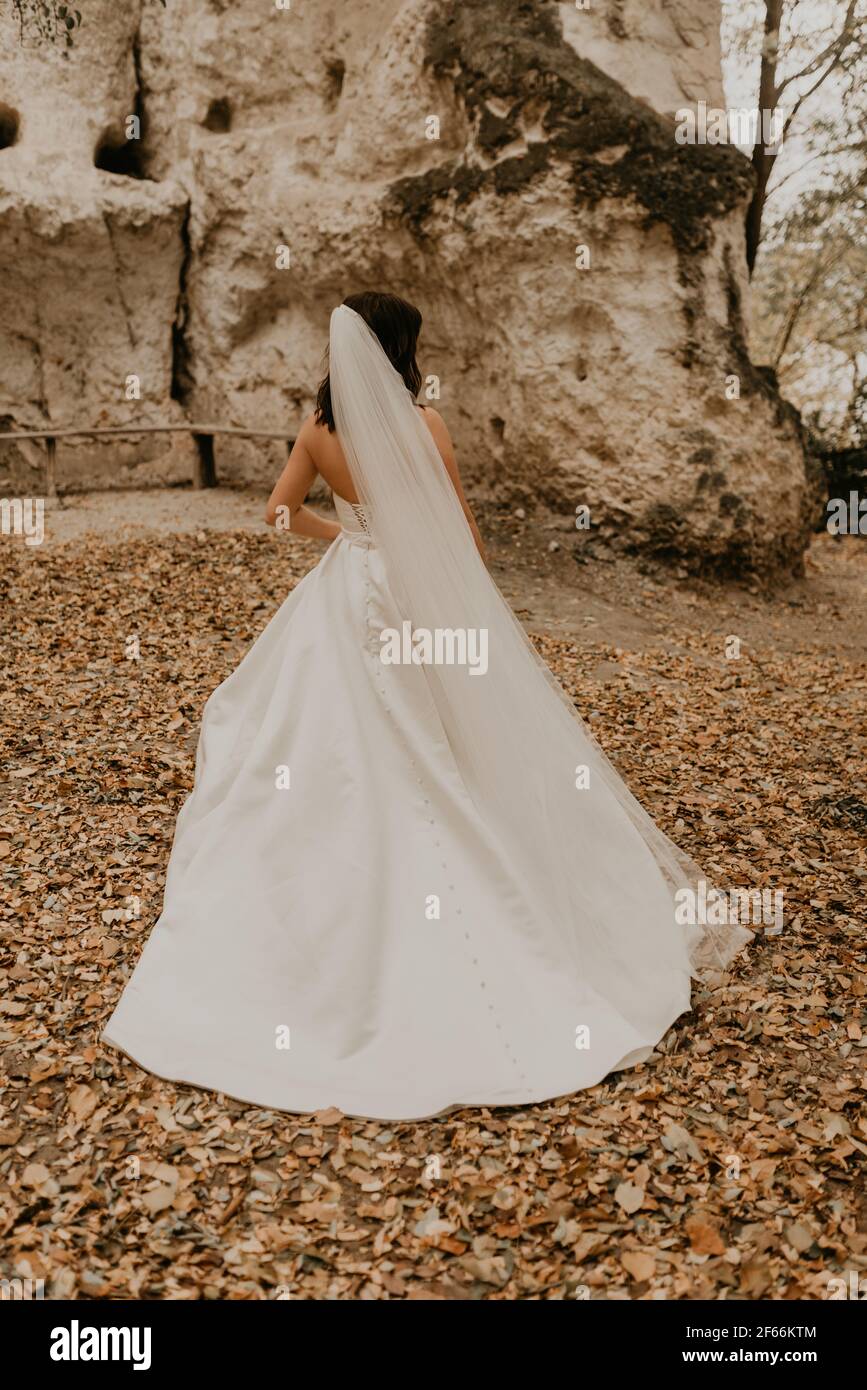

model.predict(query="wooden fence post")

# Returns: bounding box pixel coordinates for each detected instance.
[45,436,57,499]
[192,433,217,488]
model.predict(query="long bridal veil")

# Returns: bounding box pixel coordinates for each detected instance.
[329,305,749,1017]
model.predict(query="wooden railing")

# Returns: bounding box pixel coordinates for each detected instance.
[0,424,295,495]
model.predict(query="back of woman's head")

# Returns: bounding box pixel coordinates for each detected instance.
[315,291,423,431]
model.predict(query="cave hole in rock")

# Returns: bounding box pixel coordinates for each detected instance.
[0,103,21,151]
[324,59,345,106]
[94,125,146,178]
[203,98,232,133]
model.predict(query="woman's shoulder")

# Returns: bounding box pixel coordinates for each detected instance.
[300,410,324,437]
[418,405,451,442]
[300,411,337,456]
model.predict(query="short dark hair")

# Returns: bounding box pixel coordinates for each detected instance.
[314,291,423,431]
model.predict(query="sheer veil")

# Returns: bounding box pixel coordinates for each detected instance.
[328,304,750,1000]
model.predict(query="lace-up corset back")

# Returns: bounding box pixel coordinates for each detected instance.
[334,493,373,543]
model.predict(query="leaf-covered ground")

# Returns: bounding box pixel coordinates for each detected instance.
[1,501,865,1300]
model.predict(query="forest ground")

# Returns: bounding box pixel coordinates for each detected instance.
[0,486,864,1300]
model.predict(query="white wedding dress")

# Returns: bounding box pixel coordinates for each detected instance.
[103,308,750,1121]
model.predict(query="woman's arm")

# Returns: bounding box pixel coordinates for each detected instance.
[282,504,341,541]
[422,408,488,564]
[265,418,340,540]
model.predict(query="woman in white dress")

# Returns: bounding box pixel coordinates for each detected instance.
[103,292,749,1121]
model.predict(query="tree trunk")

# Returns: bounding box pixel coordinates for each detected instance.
[746,0,784,275]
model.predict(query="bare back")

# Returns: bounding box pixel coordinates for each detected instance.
[265,401,486,561]
[307,405,434,506]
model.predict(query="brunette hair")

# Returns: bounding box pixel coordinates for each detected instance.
[314,291,423,431]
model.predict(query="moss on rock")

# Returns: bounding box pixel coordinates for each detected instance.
[389,0,753,253]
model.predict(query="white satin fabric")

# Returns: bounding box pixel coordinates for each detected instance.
[103,493,749,1120]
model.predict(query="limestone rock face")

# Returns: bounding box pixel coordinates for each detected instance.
[0,4,192,490]
[561,0,727,116]
[0,154,191,489]
[0,0,817,570]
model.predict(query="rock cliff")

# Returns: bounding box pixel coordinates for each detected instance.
[0,0,818,570]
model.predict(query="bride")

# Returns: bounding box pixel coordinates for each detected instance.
[103,291,749,1121]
